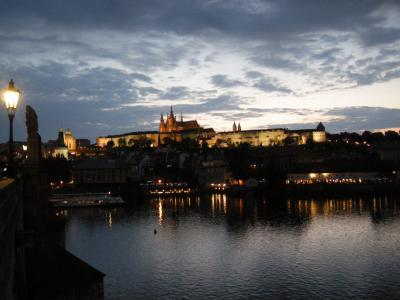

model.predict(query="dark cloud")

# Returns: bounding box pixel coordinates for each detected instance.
[210,111,265,121]
[0,62,140,104]
[250,51,304,71]
[253,78,292,94]
[160,86,190,100]
[2,0,398,44]
[130,73,152,82]
[0,62,150,141]
[164,94,242,115]
[264,107,400,133]
[345,60,400,86]
[245,71,264,79]
[323,106,400,132]
[245,71,293,93]
[211,74,243,88]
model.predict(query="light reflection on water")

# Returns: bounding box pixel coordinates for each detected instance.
[62,195,400,299]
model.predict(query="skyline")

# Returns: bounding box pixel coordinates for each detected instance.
[0,0,400,142]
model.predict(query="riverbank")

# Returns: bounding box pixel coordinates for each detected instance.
[223,182,400,198]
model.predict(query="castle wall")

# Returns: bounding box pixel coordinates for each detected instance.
[312,131,327,143]
[208,129,286,147]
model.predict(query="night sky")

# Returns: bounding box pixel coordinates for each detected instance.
[0,0,399,142]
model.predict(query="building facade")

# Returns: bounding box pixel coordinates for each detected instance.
[72,158,131,185]
[46,128,80,158]
[64,128,77,151]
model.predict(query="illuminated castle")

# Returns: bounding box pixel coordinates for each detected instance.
[96,107,326,148]
[159,106,201,133]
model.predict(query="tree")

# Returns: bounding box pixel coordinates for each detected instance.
[283,136,293,146]
[215,138,224,147]
[305,138,314,149]
[128,138,135,146]
[133,136,148,148]
[146,138,154,148]
[118,138,126,147]
[385,130,400,142]
[362,131,372,143]
[370,132,384,143]
[106,140,115,148]
[179,138,199,152]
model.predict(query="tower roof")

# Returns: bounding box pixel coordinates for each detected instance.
[316,122,325,131]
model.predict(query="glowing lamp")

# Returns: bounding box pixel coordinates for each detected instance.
[2,79,21,178]
[3,79,20,116]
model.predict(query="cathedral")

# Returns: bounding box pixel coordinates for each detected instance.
[159,106,201,133]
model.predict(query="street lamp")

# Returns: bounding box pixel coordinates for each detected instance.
[3,79,21,177]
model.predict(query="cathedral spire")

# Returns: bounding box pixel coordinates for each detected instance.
[159,112,166,132]
[170,105,173,116]
[233,122,237,132]
[180,112,183,123]
[238,122,241,132]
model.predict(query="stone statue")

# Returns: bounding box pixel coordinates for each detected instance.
[26,105,38,138]
[26,105,41,164]
[24,104,47,232]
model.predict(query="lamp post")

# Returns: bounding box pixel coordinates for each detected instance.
[3,79,20,178]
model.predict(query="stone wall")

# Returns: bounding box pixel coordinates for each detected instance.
[0,179,23,300]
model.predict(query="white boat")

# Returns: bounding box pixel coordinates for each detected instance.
[49,192,124,207]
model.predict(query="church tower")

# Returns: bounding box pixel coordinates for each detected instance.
[167,106,176,131]
[57,128,65,147]
[316,122,325,131]
[159,113,166,132]
[233,122,237,132]
[238,123,241,132]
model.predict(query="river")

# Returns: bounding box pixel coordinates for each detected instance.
[59,195,400,299]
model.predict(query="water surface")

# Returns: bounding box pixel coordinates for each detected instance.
[61,195,400,299]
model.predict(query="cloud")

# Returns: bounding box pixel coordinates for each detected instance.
[2,1,398,43]
[245,71,293,93]
[130,73,152,82]
[160,86,190,100]
[0,0,399,141]
[211,74,244,88]
[253,77,292,94]
[264,107,400,133]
